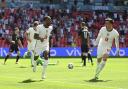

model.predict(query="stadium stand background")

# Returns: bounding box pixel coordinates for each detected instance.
[0,0,128,48]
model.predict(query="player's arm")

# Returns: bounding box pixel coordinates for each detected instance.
[18,39,23,48]
[25,29,31,42]
[34,33,46,42]
[115,32,119,56]
[9,35,15,44]
[94,29,102,46]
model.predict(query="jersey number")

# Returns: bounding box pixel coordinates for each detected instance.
[84,32,87,39]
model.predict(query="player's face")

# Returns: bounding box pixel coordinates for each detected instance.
[80,23,85,29]
[105,21,113,31]
[45,18,52,26]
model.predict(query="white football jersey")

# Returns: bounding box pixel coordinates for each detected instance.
[36,24,53,45]
[95,26,119,50]
[27,27,38,45]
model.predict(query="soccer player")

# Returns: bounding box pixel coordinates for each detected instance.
[78,22,93,66]
[92,18,119,80]
[33,16,53,79]
[4,27,23,64]
[24,21,39,66]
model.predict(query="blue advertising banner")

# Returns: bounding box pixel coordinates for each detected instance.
[0,47,127,57]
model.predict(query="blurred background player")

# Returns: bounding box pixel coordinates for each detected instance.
[4,27,23,64]
[24,21,39,66]
[92,18,119,80]
[78,22,93,66]
[33,16,53,79]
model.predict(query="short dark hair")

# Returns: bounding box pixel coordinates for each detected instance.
[43,16,51,21]
[105,18,113,24]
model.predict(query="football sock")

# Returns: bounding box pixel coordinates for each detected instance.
[16,55,20,63]
[42,59,49,76]
[88,53,93,63]
[4,55,9,64]
[82,55,86,66]
[95,61,106,78]
[31,52,34,66]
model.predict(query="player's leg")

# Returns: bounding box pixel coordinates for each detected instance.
[42,50,49,79]
[16,51,20,64]
[15,46,20,64]
[33,53,39,72]
[30,50,35,66]
[4,46,13,64]
[32,46,41,72]
[82,53,87,66]
[4,52,12,64]
[88,53,93,65]
[81,45,87,66]
[95,53,108,79]
[92,46,104,80]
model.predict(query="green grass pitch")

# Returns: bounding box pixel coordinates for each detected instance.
[0,58,128,89]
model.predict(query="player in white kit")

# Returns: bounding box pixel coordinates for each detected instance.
[24,21,39,66]
[33,16,52,79]
[91,18,119,80]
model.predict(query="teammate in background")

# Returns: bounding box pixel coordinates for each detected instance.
[91,18,119,80]
[33,16,53,79]
[78,22,93,66]
[4,27,23,64]
[24,21,39,66]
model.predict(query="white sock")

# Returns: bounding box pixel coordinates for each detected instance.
[42,59,49,76]
[95,62,101,77]
[95,61,106,78]
[31,52,34,66]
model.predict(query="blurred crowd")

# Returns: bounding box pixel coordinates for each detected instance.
[0,7,128,48]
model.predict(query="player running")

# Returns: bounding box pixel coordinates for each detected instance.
[33,16,53,79]
[4,27,23,64]
[78,22,93,66]
[24,21,39,66]
[91,18,119,80]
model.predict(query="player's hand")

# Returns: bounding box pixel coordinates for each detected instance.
[34,33,39,40]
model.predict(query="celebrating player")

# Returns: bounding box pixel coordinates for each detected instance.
[24,21,39,66]
[33,16,53,79]
[92,18,119,80]
[78,22,93,66]
[4,27,23,64]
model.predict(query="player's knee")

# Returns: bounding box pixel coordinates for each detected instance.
[44,51,49,60]
[97,58,102,63]
[103,54,108,61]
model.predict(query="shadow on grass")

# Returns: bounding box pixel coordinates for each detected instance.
[85,79,112,83]
[19,79,43,83]
[18,66,28,68]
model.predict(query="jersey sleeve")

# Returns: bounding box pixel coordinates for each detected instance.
[47,25,53,36]
[94,27,103,46]
[114,30,119,52]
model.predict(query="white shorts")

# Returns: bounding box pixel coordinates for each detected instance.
[97,46,111,58]
[34,43,49,56]
[27,42,36,51]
